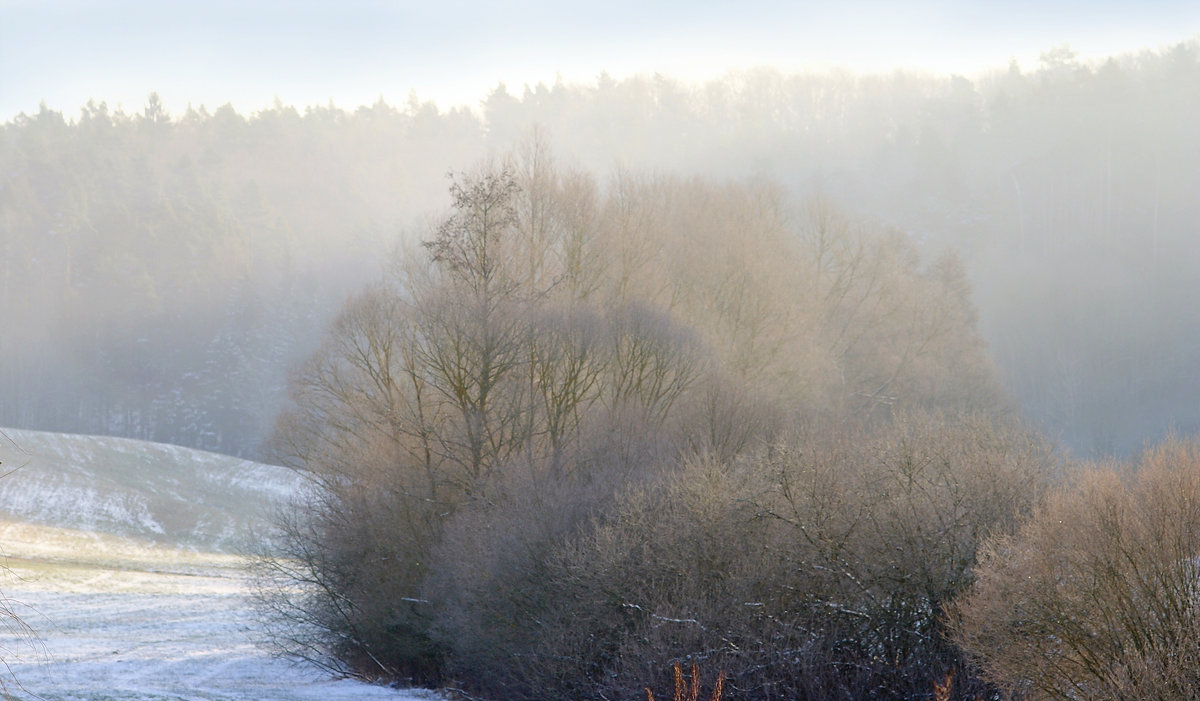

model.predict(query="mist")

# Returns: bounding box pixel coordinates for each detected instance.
[1,40,1197,458]
[8,4,1200,694]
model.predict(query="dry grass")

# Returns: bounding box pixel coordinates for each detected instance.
[932,671,953,701]
[645,662,726,701]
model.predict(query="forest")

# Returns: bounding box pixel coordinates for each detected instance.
[4,42,1199,459]
[4,39,1200,699]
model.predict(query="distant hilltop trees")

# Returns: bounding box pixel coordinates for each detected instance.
[2,40,1198,457]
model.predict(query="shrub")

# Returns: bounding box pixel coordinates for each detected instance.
[950,434,1200,699]
[425,412,1049,700]
[249,481,447,684]
[746,412,1049,699]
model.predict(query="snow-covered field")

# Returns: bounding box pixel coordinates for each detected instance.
[0,428,304,551]
[0,430,435,701]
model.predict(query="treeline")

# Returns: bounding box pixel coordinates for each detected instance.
[3,41,1199,457]
[0,94,480,454]
[252,144,1053,699]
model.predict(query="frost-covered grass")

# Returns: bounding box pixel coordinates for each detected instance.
[0,428,304,551]
[0,430,434,700]
[0,526,433,700]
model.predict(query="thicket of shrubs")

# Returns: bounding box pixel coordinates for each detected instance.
[252,142,1058,699]
[424,414,1050,699]
[951,435,1200,699]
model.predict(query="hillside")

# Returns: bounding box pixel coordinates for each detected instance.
[0,427,302,551]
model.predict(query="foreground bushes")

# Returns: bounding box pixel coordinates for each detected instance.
[255,407,1051,699]
[427,412,1049,700]
[951,435,1200,699]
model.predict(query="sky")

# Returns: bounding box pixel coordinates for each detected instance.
[2,0,1198,121]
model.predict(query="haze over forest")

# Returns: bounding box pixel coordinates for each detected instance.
[8,2,1200,697]
[2,37,1199,458]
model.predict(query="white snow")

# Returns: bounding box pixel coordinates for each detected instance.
[0,429,439,701]
[0,427,306,551]
[0,525,435,701]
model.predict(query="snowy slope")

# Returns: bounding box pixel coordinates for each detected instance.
[0,429,430,701]
[0,428,303,551]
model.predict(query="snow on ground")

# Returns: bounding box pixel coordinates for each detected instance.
[0,427,306,552]
[0,523,436,701]
[0,427,438,701]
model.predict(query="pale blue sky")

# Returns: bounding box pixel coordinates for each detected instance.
[2,0,1198,121]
